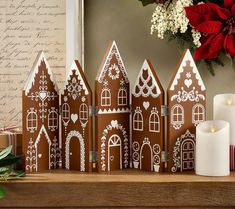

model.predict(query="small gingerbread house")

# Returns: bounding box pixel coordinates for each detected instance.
[167,49,206,173]
[22,51,60,173]
[61,60,92,172]
[95,41,130,172]
[132,60,165,172]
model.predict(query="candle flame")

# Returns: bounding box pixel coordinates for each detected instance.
[227,98,233,105]
[210,126,216,133]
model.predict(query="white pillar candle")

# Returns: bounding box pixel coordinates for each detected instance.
[214,94,235,170]
[196,120,230,176]
[214,94,235,145]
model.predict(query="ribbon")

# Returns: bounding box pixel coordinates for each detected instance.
[0,126,20,155]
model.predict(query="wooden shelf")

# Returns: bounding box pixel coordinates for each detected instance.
[1,170,235,209]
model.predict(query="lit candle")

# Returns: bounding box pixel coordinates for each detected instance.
[196,120,230,176]
[214,94,235,170]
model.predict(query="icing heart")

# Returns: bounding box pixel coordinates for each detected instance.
[143,101,150,110]
[71,114,78,123]
[39,91,47,100]
[38,154,42,158]
[184,79,192,88]
[111,120,118,128]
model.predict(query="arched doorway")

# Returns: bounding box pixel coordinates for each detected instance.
[181,139,195,172]
[108,134,122,171]
[34,126,51,172]
[140,141,153,171]
[65,130,85,171]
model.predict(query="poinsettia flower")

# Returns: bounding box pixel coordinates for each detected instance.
[185,0,235,60]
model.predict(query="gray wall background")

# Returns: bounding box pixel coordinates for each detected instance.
[84,0,235,119]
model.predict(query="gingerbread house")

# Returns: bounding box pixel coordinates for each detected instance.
[132,59,165,172]
[95,41,130,172]
[167,49,206,173]
[22,51,60,173]
[61,60,92,172]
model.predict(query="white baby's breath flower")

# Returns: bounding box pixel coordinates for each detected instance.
[192,29,202,47]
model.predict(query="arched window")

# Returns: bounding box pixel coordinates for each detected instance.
[149,110,160,132]
[101,88,111,106]
[48,109,58,131]
[79,103,88,121]
[171,104,184,129]
[192,104,205,125]
[133,108,143,131]
[118,88,127,105]
[27,109,37,132]
[62,103,70,123]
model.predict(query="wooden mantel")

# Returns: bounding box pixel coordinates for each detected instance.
[1,170,235,209]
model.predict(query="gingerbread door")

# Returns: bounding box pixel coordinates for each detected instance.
[61,60,92,172]
[131,59,165,172]
[167,49,206,173]
[22,51,60,173]
[95,41,130,172]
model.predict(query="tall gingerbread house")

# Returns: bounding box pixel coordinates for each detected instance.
[61,60,92,172]
[22,51,60,173]
[132,59,165,172]
[95,41,130,172]
[167,49,206,173]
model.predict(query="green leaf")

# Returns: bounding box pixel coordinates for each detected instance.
[3,170,25,180]
[0,146,12,160]
[0,186,5,198]
[0,154,21,168]
[138,0,156,6]
[231,56,235,71]
[205,60,215,76]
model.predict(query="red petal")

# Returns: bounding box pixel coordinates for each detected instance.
[224,34,235,57]
[224,0,234,8]
[232,4,235,17]
[207,3,231,20]
[194,33,225,60]
[195,21,222,34]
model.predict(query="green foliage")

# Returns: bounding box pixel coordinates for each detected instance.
[0,186,5,199]
[138,0,156,6]
[0,146,25,199]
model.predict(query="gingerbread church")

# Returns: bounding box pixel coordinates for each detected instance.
[95,41,130,172]
[132,59,165,172]
[22,51,60,173]
[61,60,93,172]
[167,49,206,173]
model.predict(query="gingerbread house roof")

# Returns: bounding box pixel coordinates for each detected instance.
[168,49,205,92]
[132,59,163,98]
[62,60,91,95]
[95,41,129,84]
[23,51,59,95]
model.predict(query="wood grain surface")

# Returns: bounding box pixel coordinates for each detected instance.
[1,170,235,208]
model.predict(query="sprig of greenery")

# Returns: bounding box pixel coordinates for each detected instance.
[0,146,25,198]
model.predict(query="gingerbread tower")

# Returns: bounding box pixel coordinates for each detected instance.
[22,51,60,173]
[167,49,206,173]
[132,59,165,172]
[61,60,92,172]
[95,41,130,172]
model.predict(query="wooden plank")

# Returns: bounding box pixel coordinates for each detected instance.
[1,170,235,208]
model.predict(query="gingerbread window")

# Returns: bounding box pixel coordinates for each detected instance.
[149,110,160,132]
[133,108,143,131]
[62,103,70,122]
[48,109,58,131]
[192,104,205,125]
[171,104,184,129]
[101,88,111,106]
[79,103,88,121]
[118,88,127,105]
[27,109,37,132]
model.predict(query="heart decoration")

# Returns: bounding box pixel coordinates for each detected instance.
[143,101,150,110]
[184,79,192,88]
[39,91,47,101]
[38,154,42,158]
[71,114,78,123]
[111,120,118,128]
